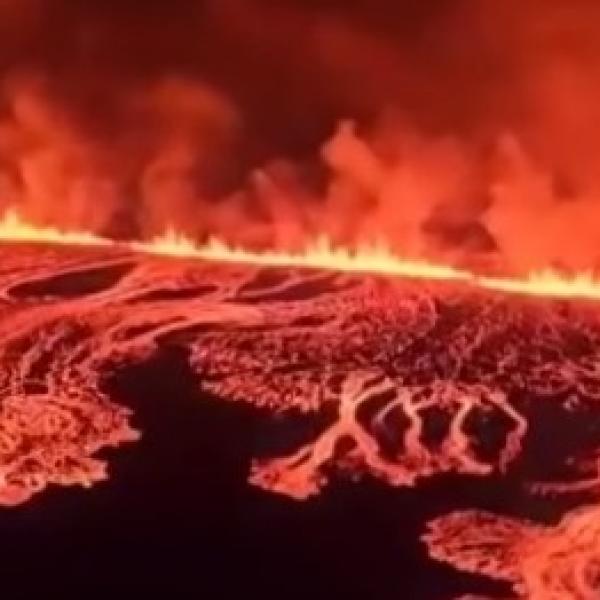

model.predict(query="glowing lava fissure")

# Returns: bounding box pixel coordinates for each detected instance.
[2,208,600,301]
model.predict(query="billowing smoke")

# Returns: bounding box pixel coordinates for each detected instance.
[1,0,600,273]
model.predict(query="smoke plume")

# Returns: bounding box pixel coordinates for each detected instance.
[1,0,600,272]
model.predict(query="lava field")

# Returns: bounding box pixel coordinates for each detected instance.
[1,242,600,599]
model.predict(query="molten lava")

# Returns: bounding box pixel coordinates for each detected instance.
[424,505,600,599]
[0,209,110,247]
[134,231,473,281]
[1,208,600,301]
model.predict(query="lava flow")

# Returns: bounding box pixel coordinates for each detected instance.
[424,505,600,600]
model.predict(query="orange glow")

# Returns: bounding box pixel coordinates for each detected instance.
[0,208,110,247]
[479,269,600,300]
[2,208,600,301]
[132,229,472,281]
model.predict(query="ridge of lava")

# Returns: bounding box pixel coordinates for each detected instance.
[1,208,600,301]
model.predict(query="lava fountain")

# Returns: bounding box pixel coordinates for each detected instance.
[2,208,600,300]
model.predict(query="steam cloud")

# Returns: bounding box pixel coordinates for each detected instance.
[1,0,600,272]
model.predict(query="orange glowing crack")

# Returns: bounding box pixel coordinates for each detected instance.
[132,230,473,281]
[0,208,111,247]
[1,207,600,300]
